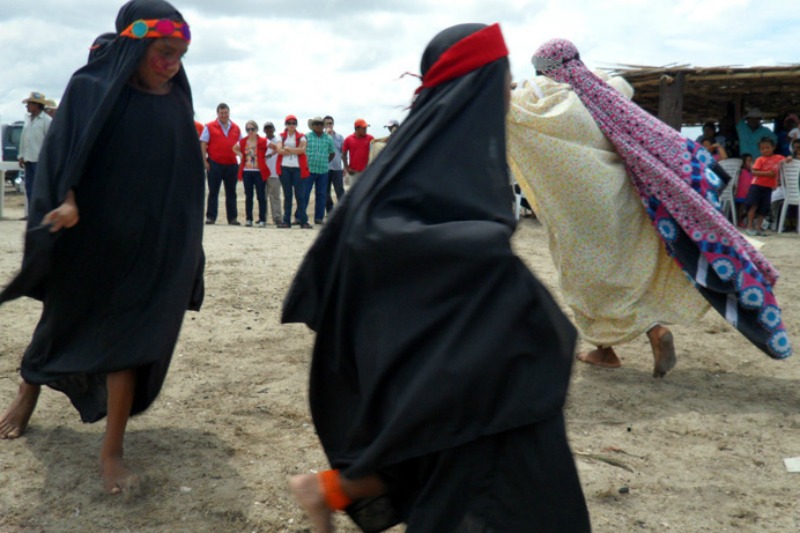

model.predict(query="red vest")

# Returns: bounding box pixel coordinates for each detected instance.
[237,136,270,182]
[276,131,310,178]
[205,120,240,165]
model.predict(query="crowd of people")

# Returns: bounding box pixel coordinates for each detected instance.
[197,105,400,229]
[0,0,794,532]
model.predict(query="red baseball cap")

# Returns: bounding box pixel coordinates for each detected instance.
[354,118,369,128]
[285,114,298,124]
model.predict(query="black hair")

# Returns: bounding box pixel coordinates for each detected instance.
[758,137,775,147]
[324,115,334,122]
[216,103,229,112]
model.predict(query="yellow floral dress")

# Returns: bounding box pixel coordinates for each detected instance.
[507,74,708,346]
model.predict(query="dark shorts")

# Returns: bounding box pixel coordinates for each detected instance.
[745,184,773,216]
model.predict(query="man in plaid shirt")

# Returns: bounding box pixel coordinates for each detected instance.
[305,116,336,225]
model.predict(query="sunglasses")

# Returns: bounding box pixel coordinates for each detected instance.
[286,121,297,125]
[312,122,324,126]
[246,127,256,132]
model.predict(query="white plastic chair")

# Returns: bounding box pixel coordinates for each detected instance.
[513,183,529,220]
[717,158,742,224]
[778,159,800,233]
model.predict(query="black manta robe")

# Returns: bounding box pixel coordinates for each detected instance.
[283,23,590,532]
[0,0,204,423]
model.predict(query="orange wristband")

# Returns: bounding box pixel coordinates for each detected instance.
[318,469,353,511]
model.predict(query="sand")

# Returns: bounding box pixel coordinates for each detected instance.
[1,187,799,532]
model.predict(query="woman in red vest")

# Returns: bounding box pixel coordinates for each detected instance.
[234,120,271,227]
[276,114,310,228]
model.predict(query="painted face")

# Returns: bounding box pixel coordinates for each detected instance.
[133,37,188,91]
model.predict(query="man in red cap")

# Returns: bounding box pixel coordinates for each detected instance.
[342,118,374,187]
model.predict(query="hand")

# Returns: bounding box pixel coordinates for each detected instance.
[43,201,79,233]
[18,158,25,169]
[204,158,210,171]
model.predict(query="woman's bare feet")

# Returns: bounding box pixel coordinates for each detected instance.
[290,474,333,533]
[0,381,41,439]
[577,347,622,369]
[648,325,676,378]
[100,455,141,495]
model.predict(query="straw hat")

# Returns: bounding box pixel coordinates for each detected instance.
[22,91,48,105]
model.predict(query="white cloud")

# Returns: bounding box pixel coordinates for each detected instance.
[1,0,797,134]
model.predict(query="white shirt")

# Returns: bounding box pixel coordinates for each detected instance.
[265,136,279,176]
[19,112,52,162]
[280,133,299,168]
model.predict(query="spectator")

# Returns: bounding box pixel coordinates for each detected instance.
[201,103,242,225]
[305,116,335,225]
[701,138,727,161]
[44,99,58,119]
[324,115,345,216]
[234,120,269,227]
[342,118,374,187]
[736,108,776,162]
[783,114,800,154]
[263,121,283,225]
[745,137,786,236]
[694,121,724,145]
[276,115,310,229]
[18,91,52,218]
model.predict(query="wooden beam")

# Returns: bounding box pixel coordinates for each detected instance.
[658,72,685,130]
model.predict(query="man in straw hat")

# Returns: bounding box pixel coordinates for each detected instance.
[737,107,776,160]
[19,91,53,217]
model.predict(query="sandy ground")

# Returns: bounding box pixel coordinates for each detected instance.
[1,184,799,533]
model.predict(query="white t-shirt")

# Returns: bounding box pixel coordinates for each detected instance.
[265,136,279,176]
[281,133,299,168]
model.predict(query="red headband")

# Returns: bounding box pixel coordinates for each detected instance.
[417,23,508,94]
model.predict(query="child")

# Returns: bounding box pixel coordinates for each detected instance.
[734,153,754,226]
[745,137,787,236]
[0,0,204,495]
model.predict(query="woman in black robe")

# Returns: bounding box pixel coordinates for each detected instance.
[0,0,204,495]
[283,23,590,532]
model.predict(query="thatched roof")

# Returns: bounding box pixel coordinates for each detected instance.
[609,64,800,126]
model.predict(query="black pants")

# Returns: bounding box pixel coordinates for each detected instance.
[326,168,345,214]
[243,170,267,223]
[206,160,238,222]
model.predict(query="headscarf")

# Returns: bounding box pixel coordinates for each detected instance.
[1,0,193,303]
[532,39,791,359]
[282,23,577,480]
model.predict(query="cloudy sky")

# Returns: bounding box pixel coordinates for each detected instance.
[1,0,797,133]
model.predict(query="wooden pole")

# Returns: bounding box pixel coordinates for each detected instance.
[658,72,685,130]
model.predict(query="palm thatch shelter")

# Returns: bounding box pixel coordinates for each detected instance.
[609,64,800,130]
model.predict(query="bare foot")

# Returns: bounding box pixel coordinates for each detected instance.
[290,474,333,533]
[0,382,41,439]
[100,455,141,495]
[648,325,676,378]
[577,347,622,369]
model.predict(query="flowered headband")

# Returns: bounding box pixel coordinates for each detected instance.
[120,18,191,43]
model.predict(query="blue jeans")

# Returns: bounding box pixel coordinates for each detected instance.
[24,161,37,201]
[206,160,238,222]
[307,171,329,222]
[279,166,307,225]
[326,169,344,214]
[242,170,267,222]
